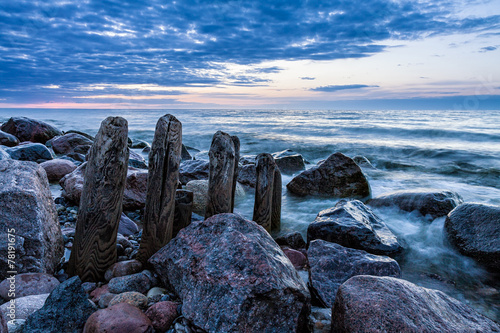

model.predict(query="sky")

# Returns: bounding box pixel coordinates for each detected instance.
[0,0,499,110]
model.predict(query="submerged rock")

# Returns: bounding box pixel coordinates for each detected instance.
[368,189,463,219]
[307,200,403,256]
[5,143,54,162]
[332,275,500,332]
[1,117,62,144]
[286,152,370,198]
[445,203,500,272]
[272,149,306,174]
[83,303,153,333]
[307,240,401,308]
[179,159,209,185]
[149,213,311,333]
[47,133,93,155]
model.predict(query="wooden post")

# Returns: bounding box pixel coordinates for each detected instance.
[230,135,240,213]
[253,153,276,232]
[68,117,129,282]
[137,115,182,264]
[271,167,282,232]
[205,131,236,219]
[172,189,193,238]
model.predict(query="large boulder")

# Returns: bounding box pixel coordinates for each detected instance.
[46,133,93,155]
[186,179,245,215]
[5,143,54,162]
[40,158,77,181]
[237,163,256,187]
[0,160,64,280]
[83,303,153,333]
[22,276,97,333]
[0,273,59,300]
[272,149,306,174]
[368,189,463,219]
[179,159,209,185]
[307,200,403,256]
[0,293,49,321]
[1,117,62,144]
[307,240,401,308]
[332,275,500,332]
[149,213,311,333]
[286,152,370,198]
[445,203,500,272]
[0,130,19,147]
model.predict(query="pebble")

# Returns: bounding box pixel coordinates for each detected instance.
[108,291,148,309]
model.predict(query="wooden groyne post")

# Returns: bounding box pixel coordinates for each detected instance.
[253,153,281,232]
[68,117,129,282]
[137,114,182,264]
[230,135,240,213]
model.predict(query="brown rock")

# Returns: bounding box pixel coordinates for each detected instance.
[282,248,307,269]
[145,301,179,333]
[0,273,59,300]
[47,133,93,155]
[0,117,62,144]
[83,303,153,333]
[90,284,110,303]
[40,159,77,181]
[105,260,143,281]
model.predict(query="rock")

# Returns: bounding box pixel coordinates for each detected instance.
[445,203,500,272]
[272,149,306,174]
[0,310,6,333]
[0,294,49,320]
[129,150,147,169]
[82,282,97,294]
[332,275,500,332]
[147,287,167,299]
[1,117,62,144]
[0,147,10,161]
[179,160,209,185]
[369,189,463,219]
[282,248,307,269]
[67,152,86,163]
[90,284,110,304]
[186,179,245,215]
[149,213,311,333]
[181,144,192,161]
[22,276,97,333]
[286,152,370,198]
[145,301,179,333]
[59,162,85,203]
[40,158,77,181]
[46,133,93,155]
[0,273,60,300]
[275,231,306,250]
[98,293,116,309]
[307,240,401,308]
[65,130,94,141]
[307,200,403,256]
[7,319,24,333]
[105,260,143,281]
[108,271,152,294]
[5,143,54,162]
[239,154,256,165]
[131,140,150,149]
[118,213,139,236]
[353,155,374,168]
[0,130,19,147]
[0,160,64,280]
[83,303,153,333]
[237,163,256,187]
[108,292,148,309]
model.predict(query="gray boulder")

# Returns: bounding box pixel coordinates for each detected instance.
[286,152,370,198]
[0,130,19,147]
[118,213,139,236]
[129,150,147,169]
[1,117,62,144]
[40,158,77,181]
[237,163,256,187]
[0,160,63,280]
[272,149,306,174]
[0,293,49,321]
[332,275,500,332]
[46,133,93,155]
[0,148,10,161]
[5,143,54,162]
[179,159,209,185]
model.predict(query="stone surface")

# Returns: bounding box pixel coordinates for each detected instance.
[0,130,19,147]
[307,200,403,256]
[0,310,6,333]
[118,213,139,236]
[145,301,179,333]
[108,291,148,309]
[5,143,54,162]
[149,213,311,333]
[0,273,60,300]
[282,248,307,269]
[0,147,10,161]
[0,294,49,320]
[179,159,209,185]
[445,203,500,272]
[83,303,153,333]
[90,284,110,304]
[22,276,97,333]
[272,149,306,174]
[369,189,463,219]
[1,117,62,144]
[186,179,244,215]
[47,133,93,155]
[332,275,500,333]
[286,152,370,198]
[129,150,147,169]
[105,260,143,281]
[0,160,64,280]
[181,144,192,161]
[237,163,256,187]
[307,240,401,308]
[275,231,306,250]
[108,271,152,294]
[40,158,77,181]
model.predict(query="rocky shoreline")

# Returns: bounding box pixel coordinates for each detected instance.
[0,116,499,332]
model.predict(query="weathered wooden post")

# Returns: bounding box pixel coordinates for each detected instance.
[230,135,240,213]
[205,131,236,219]
[253,153,276,232]
[137,114,182,264]
[68,117,129,282]
[271,167,282,232]
[172,189,193,238]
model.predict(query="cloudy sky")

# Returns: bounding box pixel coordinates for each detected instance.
[0,0,499,109]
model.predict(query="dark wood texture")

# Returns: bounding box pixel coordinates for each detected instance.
[67,117,129,282]
[253,153,276,232]
[230,135,240,213]
[172,189,194,238]
[137,114,182,264]
[271,167,282,232]
[205,131,236,219]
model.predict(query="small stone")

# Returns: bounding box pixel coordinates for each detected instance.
[90,284,110,304]
[282,248,307,269]
[98,293,117,309]
[108,270,151,294]
[147,287,167,299]
[145,301,179,333]
[83,302,153,333]
[108,291,148,309]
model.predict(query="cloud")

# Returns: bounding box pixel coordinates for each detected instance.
[311,84,379,92]
[479,46,497,52]
[301,77,316,80]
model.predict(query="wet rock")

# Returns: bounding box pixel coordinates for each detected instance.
[179,160,209,185]
[186,179,244,216]
[352,155,374,168]
[108,291,148,309]
[0,148,10,161]
[308,240,401,308]
[181,144,192,161]
[105,260,143,281]
[5,143,54,162]
[131,139,150,149]
[0,293,49,320]
[40,158,77,181]
[239,154,256,165]
[237,163,256,187]
[0,160,64,280]
[129,150,147,169]
[0,130,19,147]
[445,203,500,272]
[65,130,94,141]
[307,200,403,256]
[275,231,306,250]
[22,276,97,333]
[149,213,311,333]
[90,284,110,304]
[282,248,307,269]
[0,273,60,300]
[332,275,500,332]
[369,189,463,219]
[272,149,306,174]
[118,213,139,236]
[108,270,152,294]
[286,152,370,198]
[145,301,179,333]
[1,117,62,144]
[83,302,153,333]
[46,133,93,155]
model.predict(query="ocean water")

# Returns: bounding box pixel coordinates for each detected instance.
[1,108,499,321]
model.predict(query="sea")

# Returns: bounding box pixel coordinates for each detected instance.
[1,108,499,321]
